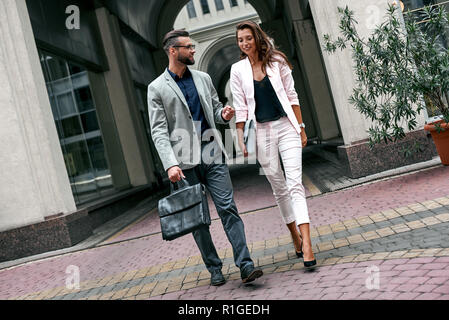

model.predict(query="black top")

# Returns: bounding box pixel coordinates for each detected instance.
[167,67,210,136]
[254,75,287,123]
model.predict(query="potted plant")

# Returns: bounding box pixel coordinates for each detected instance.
[323,3,449,164]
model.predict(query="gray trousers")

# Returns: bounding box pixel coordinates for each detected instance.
[183,152,254,274]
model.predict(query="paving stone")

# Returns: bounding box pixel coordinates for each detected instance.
[401,214,421,222]
[361,224,379,232]
[347,227,365,235]
[376,292,400,300]
[431,223,449,231]
[416,211,436,219]
[394,292,421,299]
[389,217,408,225]
[415,293,442,300]
[429,206,448,214]
[318,234,336,242]
[374,220,393,228]
[3,163,449,301]
[333,230,351,239]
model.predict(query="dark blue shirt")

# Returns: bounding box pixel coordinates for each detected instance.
[167,68,210,136]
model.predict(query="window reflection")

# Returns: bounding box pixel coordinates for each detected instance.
[401,0,448,118]
[75,87,95,112]
[80,111,100,133]
[61,116,83,137]
[402,0,435,11]
[39,50,114,205]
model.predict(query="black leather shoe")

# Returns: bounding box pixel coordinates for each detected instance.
[241,265,263,283]
[210,270,226,286]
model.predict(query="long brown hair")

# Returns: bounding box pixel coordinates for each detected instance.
[235,20,293,73]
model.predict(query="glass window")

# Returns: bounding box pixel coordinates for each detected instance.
[229,0,238,7]
[61,115,83,138]
[87,137,109,171]
[186,0,197,19]
[200,0,210,14]
[45,55,69,81]
[215,0,224,11]
[401,0,447,49]
[401,0,448,118]
[80,111,100,133]
[402,0,435,11]
[75,87,95,112]
[38,50,113,205]
[64,140,92,176]
[56,92,77,118]
[68,62,83,76]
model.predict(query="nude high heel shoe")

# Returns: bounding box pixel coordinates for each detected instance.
[302,242,316,269]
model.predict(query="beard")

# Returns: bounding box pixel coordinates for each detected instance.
[178,54,195,65]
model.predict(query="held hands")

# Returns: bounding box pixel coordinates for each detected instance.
[222,105,235,121]
[167,166,186,183]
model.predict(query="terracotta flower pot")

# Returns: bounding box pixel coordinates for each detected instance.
[424,120,449,165]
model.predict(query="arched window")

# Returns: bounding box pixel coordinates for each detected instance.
[200,0,211,14]
[215,0,224,11]
[187,0,197,19]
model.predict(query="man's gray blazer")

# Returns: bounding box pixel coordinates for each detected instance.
[147,68,229,171]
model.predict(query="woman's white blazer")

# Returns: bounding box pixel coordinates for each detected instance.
[230,56,303,135]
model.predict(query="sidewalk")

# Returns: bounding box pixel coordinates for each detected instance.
[0,159,448,300]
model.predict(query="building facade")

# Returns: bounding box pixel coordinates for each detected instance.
[0,0,444,262]
[174,0,260,154]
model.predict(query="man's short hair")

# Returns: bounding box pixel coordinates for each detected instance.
[163,29,190,54]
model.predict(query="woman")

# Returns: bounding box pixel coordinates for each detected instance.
[230,21,316,269]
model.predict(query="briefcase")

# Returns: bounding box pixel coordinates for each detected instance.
[158,179,211,241]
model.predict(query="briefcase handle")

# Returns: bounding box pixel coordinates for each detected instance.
[170,178,190,193]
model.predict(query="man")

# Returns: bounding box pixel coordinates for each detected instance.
[147,29,263,286]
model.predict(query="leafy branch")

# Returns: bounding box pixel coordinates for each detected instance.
[324,3,449,149]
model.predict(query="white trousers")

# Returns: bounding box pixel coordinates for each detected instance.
[256,117,310,225]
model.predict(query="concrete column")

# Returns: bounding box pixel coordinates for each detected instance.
[292,19,340,140]
[209,0,218,15]
[87,71,131,190]
[95,7,155,187]
[0,0,76,231]
[284,0,340,141]
[309,0,427,145]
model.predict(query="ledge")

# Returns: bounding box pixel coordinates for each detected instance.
[338,130,438,179]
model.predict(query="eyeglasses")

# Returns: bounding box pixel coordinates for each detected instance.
[173,45,196,50]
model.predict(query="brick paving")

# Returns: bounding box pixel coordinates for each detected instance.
[0,163,449,300]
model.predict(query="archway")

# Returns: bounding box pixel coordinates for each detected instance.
[157,0,279,47]
[198,36,239,100]
[103,0,342,144]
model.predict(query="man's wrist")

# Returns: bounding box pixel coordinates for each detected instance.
[298,122,306,128]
